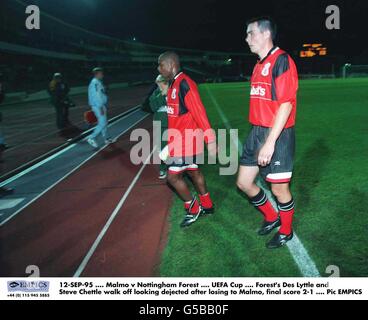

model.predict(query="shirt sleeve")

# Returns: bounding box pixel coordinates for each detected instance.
[181,79,216,144]
[273,53,298,105]
[149,88,165,113]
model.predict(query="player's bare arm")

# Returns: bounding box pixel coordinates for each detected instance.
[258,101,293,166]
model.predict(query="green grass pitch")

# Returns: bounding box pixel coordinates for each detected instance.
[159,78,368,277]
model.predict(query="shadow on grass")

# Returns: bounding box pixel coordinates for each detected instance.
[316,188,368,276]
[294,138,331,210]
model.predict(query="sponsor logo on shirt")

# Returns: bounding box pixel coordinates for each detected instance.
[167,106,175,115]
[250,85,266,97]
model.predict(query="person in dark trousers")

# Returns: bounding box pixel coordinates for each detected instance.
[0,72,14,197]
[48,73,72,130]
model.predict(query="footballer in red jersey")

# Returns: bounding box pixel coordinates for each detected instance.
[236,17,298,248]
[157,51,217,228]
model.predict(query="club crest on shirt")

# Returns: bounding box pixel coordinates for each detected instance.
[261,62,271,76]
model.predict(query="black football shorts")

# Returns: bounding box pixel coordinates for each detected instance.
[240,125,295,183]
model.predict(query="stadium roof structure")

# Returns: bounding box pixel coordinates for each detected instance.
[8,0,251,60]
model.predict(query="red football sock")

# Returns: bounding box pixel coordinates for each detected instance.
[250,189,278,222]
[278,199,295,235]
[199,192,213,209]
[184,201,191,210]
[184,198,200,215]
[258,201,278,222]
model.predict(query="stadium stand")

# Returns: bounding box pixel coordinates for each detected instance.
[0,0,254,94]
[2,0,359,94]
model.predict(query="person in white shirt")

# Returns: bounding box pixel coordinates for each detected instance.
[87,67,113,148]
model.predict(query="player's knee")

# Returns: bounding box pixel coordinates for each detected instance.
[271,183,289,199]
[187,170,201,179]
[236,178,252,194]
[167,173,180,186]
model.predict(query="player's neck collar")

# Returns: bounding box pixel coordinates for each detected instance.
[259,46,279,64]
[169,71,183,87]
[173,71,183,80]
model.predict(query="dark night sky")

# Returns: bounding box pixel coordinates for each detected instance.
[20,0,368,56]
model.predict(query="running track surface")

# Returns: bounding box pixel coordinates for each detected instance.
[0,88,173,277]
[0,85,152,178]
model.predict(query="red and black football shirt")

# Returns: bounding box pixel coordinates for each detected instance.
[166,72,215,157]
[249,47,298,128]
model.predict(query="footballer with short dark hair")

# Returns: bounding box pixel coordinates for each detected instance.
[237,17,299,248]
[157,51,217,228]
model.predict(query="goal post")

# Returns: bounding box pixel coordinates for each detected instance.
[342,64,368,78]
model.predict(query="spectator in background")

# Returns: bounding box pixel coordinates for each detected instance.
[0,72,14,197]
[87,67,113,148]
[48,73,73,130]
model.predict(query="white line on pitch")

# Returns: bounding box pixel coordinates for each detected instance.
[205,84,320,277]
[0,113,149,227]
[73,147,156,277]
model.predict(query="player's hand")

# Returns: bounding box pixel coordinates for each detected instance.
[258,141,275,167]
